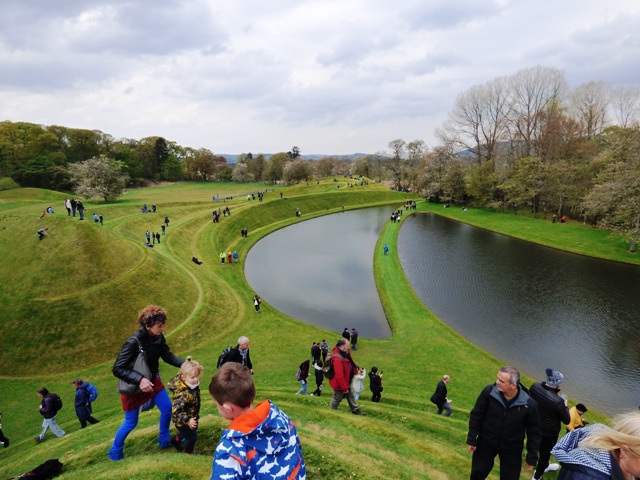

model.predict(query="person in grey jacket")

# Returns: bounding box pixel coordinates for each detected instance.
[529,368,571,479]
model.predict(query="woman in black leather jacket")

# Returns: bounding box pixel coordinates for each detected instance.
[107,305,184,461]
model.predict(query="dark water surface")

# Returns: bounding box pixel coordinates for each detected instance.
[245,207,392,339]
[246,207,640,415]
[398,213,640,415]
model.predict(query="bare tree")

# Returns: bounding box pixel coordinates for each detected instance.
[507,66,568,157]
[387,139,406,189]
[439,76,511,164]
[611,85,640,128]
[570,81,610,138]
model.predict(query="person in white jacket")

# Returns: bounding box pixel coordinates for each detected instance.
[351,367,366,401]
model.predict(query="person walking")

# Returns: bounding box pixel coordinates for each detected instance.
[71,379,100,428]
[320,340,329,362]
[328,338,365,415]
[529,368,571,479]
[350,328,359,350]
[466,366,541,480]
[311,360,324,396]
[219,336,254,374]
[430,374,453,416]
[253,294,261,313]
[351,367,366,401]
[108,305,184,461]
[35,387,65,442]
[295,360,310,395]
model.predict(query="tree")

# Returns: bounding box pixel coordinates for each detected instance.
[264,152,290,182]
[582,127,640,250]
[570,81,610,139]
[314,156,336,178]
[611,86,640,128]
[231,163,253,182]
[507,66,568,158]
[287,146,301,159]
[387,139,406,189]
[350,156,371,178]
[439,76,511,164]
[71,155,128,201]
[283,159,312,183]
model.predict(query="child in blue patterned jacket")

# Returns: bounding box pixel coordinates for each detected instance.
[208,362,306,479]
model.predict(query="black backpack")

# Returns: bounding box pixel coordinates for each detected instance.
[216,346,232,370]
[322,354,335,380]
[49,393,63,412]
[19,458,63,479]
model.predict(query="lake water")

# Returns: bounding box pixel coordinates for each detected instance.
[246,207,640,414]
[245,207,392,338]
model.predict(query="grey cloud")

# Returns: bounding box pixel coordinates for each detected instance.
[401,0,503,30]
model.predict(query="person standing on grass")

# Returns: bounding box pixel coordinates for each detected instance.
[320,339,329,362]
[221,336,254,375]
[350,328,359,350]
[168,356,203,455]
[369,367,383,403]
[108,305,184,461]
[64,198,71,216]
[146,231,151,243]
[295,360,310,395]
[161,224,166,234]
[430,374,453,416]
[253,294,261,313]
[467,366,541,480]
[155,232,160,244]
[529,368,570,479]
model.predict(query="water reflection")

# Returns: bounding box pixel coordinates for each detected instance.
[245,207,392,338]
[398,213,640,415]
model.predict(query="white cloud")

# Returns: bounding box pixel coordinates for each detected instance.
[0,0,639,155]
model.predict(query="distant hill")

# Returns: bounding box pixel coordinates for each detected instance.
[221,153,369,164]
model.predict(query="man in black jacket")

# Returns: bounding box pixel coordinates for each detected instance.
[467,366,541,480]
[430,374,452,416]
[529,368,570,479]
[223,336,253,374]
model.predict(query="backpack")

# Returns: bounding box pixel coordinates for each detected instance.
[295,368,302,381]
[49,393,63,412]
[322,354,335,380]
[216,346,232,370]
[86,383,98,403]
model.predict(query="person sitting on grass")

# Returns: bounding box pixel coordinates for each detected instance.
[209,362,306,479]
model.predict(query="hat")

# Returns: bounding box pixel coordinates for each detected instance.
[545,368,564,387]
[576,403,587,413]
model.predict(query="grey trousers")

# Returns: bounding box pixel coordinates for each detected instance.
[330,389,359,412]
[39,416,65,440]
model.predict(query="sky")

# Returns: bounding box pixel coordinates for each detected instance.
[1,0,640,156]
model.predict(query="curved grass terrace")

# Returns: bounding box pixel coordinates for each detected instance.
[0,180,618,479]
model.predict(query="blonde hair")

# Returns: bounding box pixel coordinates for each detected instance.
[180,356,203,378]
[580,411,640,457]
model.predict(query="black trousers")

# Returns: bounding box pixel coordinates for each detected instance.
[470,443,522,480]
[534,435,558,479]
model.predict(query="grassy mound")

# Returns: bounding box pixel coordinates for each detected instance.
[0,180,609,479]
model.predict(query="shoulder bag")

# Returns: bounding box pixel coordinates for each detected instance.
[117,337,151,395]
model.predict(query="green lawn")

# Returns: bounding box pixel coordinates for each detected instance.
[0,180,615,479]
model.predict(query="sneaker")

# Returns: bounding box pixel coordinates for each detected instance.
[34,436,43,443]
[532,475,540,480]
[545,463,560,472]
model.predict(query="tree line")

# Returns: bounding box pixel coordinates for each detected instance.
[2,65,639,246]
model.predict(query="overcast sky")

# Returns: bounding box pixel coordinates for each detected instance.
[1,0,639,156]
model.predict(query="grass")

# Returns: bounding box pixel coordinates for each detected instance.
[0,179,617,479]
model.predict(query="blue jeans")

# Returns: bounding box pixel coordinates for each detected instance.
[296,380,308,395]
[108,388,172,461]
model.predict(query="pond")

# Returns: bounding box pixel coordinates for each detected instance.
[245,206,392,338]
[246,207,640,415]
[398,213,640,415]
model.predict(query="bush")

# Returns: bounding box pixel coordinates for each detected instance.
[0,177,19,191]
